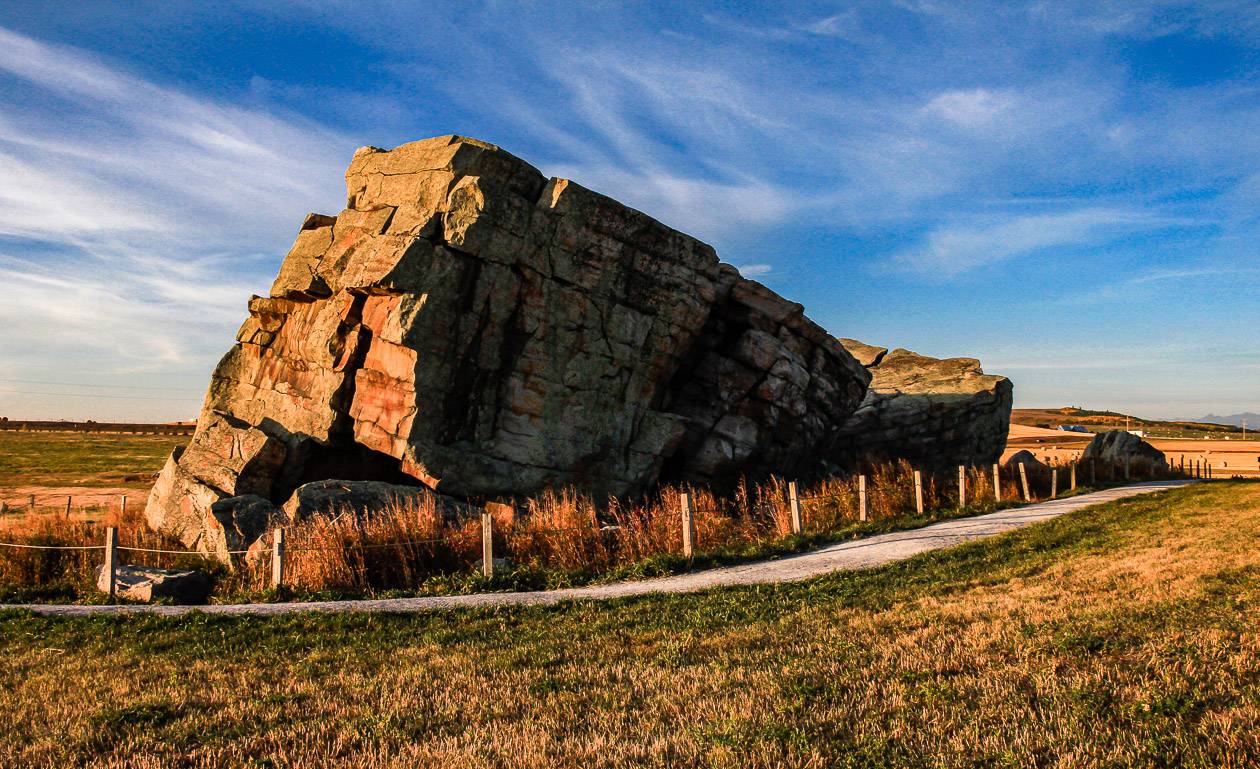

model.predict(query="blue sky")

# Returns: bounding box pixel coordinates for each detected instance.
[0,1,1257,422]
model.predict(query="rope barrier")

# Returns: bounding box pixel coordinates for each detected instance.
[114,545,254,556]
[0,541,103,551]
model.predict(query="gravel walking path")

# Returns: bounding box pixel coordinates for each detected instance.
[6,480,1194,618]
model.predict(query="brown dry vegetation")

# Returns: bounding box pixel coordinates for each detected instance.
[0,481,1256,767]
[0,460,1100,602]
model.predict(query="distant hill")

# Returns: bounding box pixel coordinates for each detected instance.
[1197,412,1260,429]
[1013,407,1249,439]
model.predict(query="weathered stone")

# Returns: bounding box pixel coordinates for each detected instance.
[280,479,469,522]
[836,338,888,368]
[831,344,1012,470]
[96,564,211,604]
[1081,430,1167,469]
[145,134,873,545]
[204,494,281,564]
[1004,449,1046,469]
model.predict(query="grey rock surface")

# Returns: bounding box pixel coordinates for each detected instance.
[831,344,1013,469]
[97,564,212,604]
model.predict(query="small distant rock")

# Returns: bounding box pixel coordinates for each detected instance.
[1081,430,1167,470]
[97,564,211,604]
[1004,450,1046,469]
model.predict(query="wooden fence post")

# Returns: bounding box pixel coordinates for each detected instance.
[65,496,72,518]
[858,475,868,522]
[1051,469,1058,499]
[958,465,966,509]
[680,492,695,558]
[992,463,1001,502]
[1019,463,1031,502]
[788,481,802,535]
[481,512,494,578]
[104,526,118,603]
[271,528,286,589]
[28,494,35,511]
[120,495,127,516]
[1070,462,1077,491]
[913,470,924,515]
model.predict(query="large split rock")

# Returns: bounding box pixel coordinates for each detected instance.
[1081,430,1167,470]
[146,135,871,553]
[830,342,1013,469]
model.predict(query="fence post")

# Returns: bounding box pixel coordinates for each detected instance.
[1070,462,1077,491]
[104,526,118,603]
[858,475,868,522]
[680,492,695,558]
[913,470,924,515]
[29,494,35,511]
[788,481,802,535]
[65,496,72,518]
[481,511,494,578]
[271,527,286,589]
[1019,463,1031,502]
[1051,469,1058,499]
[120,495,127,516]
[958,465,966,509]
[992,463,1001,502]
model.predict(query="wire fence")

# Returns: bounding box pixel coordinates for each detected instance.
[0,455,1198,602]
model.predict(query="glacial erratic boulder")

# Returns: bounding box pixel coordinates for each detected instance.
[830,343,1013,469]
[145,134,872,554]
[1081,430,1167,470]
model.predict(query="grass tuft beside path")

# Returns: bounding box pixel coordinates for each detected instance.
[2,481,1257,767]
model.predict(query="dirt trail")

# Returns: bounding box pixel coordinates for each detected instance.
[4,480,1195,618]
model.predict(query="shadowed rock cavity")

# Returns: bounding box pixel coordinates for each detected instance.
[145,135,874,556]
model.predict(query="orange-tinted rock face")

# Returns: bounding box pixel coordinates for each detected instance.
[145,135,872,554]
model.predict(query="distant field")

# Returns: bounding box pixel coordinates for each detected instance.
[1,481,1256,766]
[1004,423,1260,477]
[1013,407,1249,440]
[0,431,184,495]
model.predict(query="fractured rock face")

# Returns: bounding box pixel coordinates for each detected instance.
[830,342,1013,469]
[146,135,871,552]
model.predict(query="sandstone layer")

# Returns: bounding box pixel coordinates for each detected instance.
[146,135,871,554]
[830,341,1013,469]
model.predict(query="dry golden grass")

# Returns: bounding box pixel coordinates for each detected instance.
[0,459,1102,601]
[0,481,1255,767]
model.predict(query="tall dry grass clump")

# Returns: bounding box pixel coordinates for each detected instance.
[280,494,479,593]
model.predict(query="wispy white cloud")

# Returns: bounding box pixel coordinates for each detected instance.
[0,25,351,419]
[923,88,1015,128]
[889,208,1170,276]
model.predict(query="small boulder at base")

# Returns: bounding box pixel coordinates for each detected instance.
[1004,450,1047,469]
[97,565,211,604]
[281,479,467,522]
[1081,431,1167,470]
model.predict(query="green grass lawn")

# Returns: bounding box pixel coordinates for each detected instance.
[0,431,183,491]
[1,481,1256,767]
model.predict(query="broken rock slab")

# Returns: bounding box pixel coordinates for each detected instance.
[831,343,1012,470]
[97,564,212,604]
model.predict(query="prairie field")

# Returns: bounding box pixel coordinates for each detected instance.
[1,480,1257,767]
